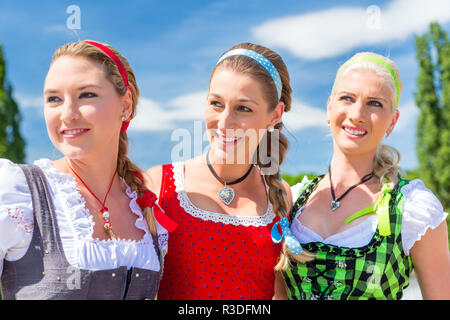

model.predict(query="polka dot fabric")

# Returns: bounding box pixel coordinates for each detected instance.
[157,164,281,300]
[216,48,282,100]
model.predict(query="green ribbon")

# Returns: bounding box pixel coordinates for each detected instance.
[344,205,375,224]
[374,182,392,236]
[344,180,392,237]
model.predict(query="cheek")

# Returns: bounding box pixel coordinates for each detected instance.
[44,107,59,134]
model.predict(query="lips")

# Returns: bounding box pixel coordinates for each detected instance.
[60,128,90,139]
[342,125,367,138]
[214,131,243,147]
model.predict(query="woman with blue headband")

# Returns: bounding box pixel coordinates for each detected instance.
[146,42,313,300]
[274,52,450,300]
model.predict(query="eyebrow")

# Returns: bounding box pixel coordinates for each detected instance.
[337,91,388,102]
[208,92,259,105]
[44,84,102,95]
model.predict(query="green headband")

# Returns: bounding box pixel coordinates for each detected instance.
[344,56,400,108]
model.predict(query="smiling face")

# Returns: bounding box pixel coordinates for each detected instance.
[205,67,283,164]
[43,55,131,160]
[327,69,399,157]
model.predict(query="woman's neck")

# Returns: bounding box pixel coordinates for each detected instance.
[329,148,376,187]
[55,150,121,196]
[203,149,255,183]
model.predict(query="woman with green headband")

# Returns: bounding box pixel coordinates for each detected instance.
[274,52,450,300]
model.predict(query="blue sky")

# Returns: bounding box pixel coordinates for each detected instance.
[1,0,449,175]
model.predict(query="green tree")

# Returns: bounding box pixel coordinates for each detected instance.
[415,22,450,209]
[0,43,26,163]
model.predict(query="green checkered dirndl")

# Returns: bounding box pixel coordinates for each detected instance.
[282,176,413,300]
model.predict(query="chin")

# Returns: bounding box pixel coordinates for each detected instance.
[57,144,89,160]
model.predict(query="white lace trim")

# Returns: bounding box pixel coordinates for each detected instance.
[172,161,276,227]
[34,158,151,245]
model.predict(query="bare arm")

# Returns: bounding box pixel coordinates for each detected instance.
[144,165,163,196]
[271,180,293,300]
[410,220,450,299]
[282,179,293,211]
[273,271,288,300]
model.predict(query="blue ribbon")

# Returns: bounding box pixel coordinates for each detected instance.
[216,48,282,101]
[271,217,303,255]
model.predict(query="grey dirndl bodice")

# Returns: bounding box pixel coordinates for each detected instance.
[1,164,162,300]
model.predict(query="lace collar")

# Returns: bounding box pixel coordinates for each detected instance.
[34,158,151,244]
[172,161,276,227]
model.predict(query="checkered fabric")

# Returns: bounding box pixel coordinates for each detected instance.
[282,176,413,300]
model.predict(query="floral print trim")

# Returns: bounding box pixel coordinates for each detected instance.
[7,207,34,234]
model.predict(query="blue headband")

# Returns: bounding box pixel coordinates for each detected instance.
[216,48,282,101]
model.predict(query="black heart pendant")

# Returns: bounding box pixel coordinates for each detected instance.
[218,187,235,205]
[330,200,340,211]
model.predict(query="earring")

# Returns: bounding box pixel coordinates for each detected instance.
[121,114,128,122]
[327,122,330,128]
[268,125,275,133]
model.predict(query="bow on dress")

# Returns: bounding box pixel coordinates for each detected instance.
[271,217,304,255]
[133,172,178,232]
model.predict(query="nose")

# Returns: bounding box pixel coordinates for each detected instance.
[217,105,236,132]
[348,99,366,123]
[60,96,81,122]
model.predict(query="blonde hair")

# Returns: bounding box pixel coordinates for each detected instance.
[211,43,315,269]
[50,41,157,235]
[275,52,406,271]
[331,52,404,191]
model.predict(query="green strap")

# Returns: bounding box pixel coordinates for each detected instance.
[375,184,392,236]
[344,181,392,236]
[344,205,375,224]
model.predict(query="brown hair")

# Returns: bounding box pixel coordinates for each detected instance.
[50,41,157,235]
[211,42,315,268]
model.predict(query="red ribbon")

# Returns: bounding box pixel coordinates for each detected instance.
[132,172,178,232]
[120,121,130,133]
[83,40,129,89]
[83,40,131,133]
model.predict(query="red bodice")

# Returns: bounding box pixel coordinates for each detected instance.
[157,163,281,300]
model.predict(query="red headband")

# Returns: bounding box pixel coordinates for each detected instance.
[83,40,130,133]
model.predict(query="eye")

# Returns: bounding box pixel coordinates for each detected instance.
[368,100,383,108]
[339,95,354,103]
[209,100,223,108]
[46,96,62,104]
[79,92,98,99]
[237,105,253,112]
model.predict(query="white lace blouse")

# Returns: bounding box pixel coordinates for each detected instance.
[290,177,448,256]
[0,158,168,275]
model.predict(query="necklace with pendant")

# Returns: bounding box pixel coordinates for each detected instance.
[66,158,118,239]
[206,149,253,206]
[328,165,375,212]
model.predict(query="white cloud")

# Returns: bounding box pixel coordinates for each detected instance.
[395,100,419,132]
[252,0,450,60]
[14,93,43,109]
[130,91,207,131]
[283,99,327,131]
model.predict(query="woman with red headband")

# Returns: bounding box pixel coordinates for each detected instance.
[145,42,314,300]
[0,41,170,299]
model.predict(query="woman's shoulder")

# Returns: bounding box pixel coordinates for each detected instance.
[290,175,323,202]
[145,163,176,195]
[0,159,34,257]
[399,178,443,209]
[399,178,448,255]
[0,158,29,196]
